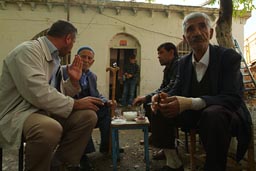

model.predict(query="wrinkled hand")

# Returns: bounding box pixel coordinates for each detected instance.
[151,92,168,113]
[74,97,104,111]
[158,96,180,118]
[67,55,83,87]
[132,96,146,106]
[153,96,192,118]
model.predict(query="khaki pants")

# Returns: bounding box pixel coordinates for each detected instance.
[23,110,97,171]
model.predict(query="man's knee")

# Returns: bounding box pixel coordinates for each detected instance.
[71,110,98,128]
[202,105,226,120]
[24,117,63,146]
[200,105,232,130]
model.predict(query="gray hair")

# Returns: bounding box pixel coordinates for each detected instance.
[182,12,212,33]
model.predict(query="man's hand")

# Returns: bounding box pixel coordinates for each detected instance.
[107,100,117,108]
[73,97,104,111]
[67,55,83,88]
[132,96,146,106]
[151,94,192,118]
[127,74,133,79]
[158,96,180,118]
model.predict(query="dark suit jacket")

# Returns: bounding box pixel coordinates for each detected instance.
[145,56,179,103]
[61,66,108,103]
[168,44,252,161]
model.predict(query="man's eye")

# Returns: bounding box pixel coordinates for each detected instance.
[187,27,194,32]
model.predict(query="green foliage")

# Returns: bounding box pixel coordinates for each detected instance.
[207,0,255,16]
[233,0,255,16]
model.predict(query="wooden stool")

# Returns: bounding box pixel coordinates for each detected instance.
[0,141,24,171]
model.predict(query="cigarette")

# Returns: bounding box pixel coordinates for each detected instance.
[146,102,158,105]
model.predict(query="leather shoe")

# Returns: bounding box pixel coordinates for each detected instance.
[152,149,166,160]
[158,165,184,171]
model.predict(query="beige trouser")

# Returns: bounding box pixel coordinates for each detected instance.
[23,110,97,171]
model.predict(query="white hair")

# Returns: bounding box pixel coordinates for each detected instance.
[182,12,212,33]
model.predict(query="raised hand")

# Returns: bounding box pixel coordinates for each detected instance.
[67,55,83,87]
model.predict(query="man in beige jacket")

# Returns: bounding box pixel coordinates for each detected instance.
[0,20,103,171]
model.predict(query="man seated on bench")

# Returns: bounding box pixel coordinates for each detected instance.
[62,46,114,171]
[151,12,252,171]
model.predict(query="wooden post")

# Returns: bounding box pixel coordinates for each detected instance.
[106,66,120,117]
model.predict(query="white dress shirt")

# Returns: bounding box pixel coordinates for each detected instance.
[192,47,210,82]
[190,46,210,110]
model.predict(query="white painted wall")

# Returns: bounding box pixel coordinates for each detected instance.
[0,1,247,98]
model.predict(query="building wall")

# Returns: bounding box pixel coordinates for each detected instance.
[0,0,248,98]
[245,32,256,64]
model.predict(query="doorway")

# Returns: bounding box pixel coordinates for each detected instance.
[109,48,138,104]
[108,33,141,104]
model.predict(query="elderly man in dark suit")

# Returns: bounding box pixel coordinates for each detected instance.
[151,12,252,171]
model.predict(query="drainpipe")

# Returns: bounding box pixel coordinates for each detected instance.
[66,0,70,21]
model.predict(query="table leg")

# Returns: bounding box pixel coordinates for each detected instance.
[143,127,150,171]
[112,128,118,171]
[116,130,120,160]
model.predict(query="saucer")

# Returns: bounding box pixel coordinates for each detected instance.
[112,118,126,125]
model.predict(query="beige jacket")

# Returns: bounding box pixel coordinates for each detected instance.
[0,37,78,148]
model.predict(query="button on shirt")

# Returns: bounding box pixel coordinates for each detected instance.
[44,37,60,88]
[192,46,210,82]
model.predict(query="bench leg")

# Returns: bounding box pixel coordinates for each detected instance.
[19,142,24,171]
[0,148,2,171]
[248,128,255,171]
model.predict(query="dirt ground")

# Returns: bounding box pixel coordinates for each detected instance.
[2,128,192,171]
[2,128,253,171]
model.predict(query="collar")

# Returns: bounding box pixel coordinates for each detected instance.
[43,36,59,58]
[82,70,92,77]
[192,46,210,67]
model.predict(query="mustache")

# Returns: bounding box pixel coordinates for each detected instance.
[191,35,204,42]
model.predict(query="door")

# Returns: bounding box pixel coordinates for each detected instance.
[109,48,137,104]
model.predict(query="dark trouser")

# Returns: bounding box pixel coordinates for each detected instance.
[151,105,240,171]
[84,105,111,153]
[121,78,137,106]
[143,103,153,132]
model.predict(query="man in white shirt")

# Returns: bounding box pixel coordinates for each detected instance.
[151,12,252,171]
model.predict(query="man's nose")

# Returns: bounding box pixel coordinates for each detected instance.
[193,27,202,35]
[82,57,89,62]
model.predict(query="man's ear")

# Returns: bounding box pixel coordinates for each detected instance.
[65,33,73,44]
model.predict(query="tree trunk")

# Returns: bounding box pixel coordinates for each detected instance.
[215,0,234,48]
